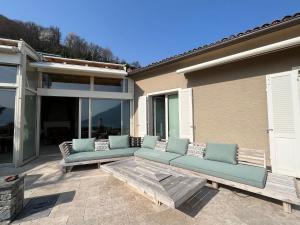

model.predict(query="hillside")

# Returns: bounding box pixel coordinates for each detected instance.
[0,15,140,67]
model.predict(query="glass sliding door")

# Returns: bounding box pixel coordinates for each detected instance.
[81,98,89,138]
[153,96,166,139]
[0,89,15,164]
[168,94,179,138]
[23,90,37,161]
[121,100,130,135]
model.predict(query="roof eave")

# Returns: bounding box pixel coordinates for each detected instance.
[129,15,300,76]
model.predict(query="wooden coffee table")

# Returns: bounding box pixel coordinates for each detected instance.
[102,158,207,208]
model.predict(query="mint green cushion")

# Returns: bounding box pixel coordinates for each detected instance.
[166,138,189,155]
[204,142,238,164]
[142,135,159,149]
[170,156,267,188]
[109,135,129,149]
[134,148,181,165]
[72,138,95,153]
[65,147,139,163]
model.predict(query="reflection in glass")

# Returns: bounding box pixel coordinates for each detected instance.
[81,98,89,138]
[153,96,166,139]
[42,73,90,90]
[0,89,15,163]
[121,100,130,135]
[91,99,124,139]
[26,65,38,89]
[23,91,37,161]
[0,65,17,83]
[94,77,122,92]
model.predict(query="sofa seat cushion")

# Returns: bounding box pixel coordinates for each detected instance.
[170,156,267,188]
[134,148,181,165]
[65,148,139,163]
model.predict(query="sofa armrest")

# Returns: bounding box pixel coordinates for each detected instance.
[59,141,72,159]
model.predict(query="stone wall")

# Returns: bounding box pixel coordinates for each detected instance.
[0,176,24,224]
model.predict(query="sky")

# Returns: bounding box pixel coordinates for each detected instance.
[1,0,300,66]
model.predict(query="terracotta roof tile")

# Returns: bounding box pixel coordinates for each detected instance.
[129,12,300,75]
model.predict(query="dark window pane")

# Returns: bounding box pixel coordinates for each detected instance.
[94,77,122,92]
[0,65,17,83]
[81,98,89,138]
[153,96,166,139]
[0,89,15,163]
[42,73,90,90]
[121,100,130,135]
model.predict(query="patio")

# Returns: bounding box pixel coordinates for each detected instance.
[1,149,300,225]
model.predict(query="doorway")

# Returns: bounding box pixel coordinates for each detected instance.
[40,97,78,152]
[152,94,179,139]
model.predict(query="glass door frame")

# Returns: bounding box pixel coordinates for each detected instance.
[147,88,181,140]
[78,97,131,139]
[0,63,19,167]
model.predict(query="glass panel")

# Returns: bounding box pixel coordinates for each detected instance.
[81,98,89,138]
[153,96,166,139]
[94,77,122,92]
[23,91,37,161]
[91,99,122,139]
[0,89,15,163]
[121,100,130,135]
[26,65,38,89]
[168,94,179,138]
[42,73,90,90]
[0,65,17,83]
[41,97,78,145]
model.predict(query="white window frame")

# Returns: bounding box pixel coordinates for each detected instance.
[147,88,181,140]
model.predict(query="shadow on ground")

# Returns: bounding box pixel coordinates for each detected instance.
[14,191,75,223]
[178,186,218,217]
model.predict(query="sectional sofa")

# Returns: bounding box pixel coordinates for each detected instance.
[59,135,267,189]
[59,135,300,212]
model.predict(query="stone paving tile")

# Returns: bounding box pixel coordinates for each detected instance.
[3,154,300,225]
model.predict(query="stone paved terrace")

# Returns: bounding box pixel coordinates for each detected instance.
[1,149,300,225]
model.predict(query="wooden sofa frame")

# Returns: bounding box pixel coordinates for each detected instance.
[134,142,300,213]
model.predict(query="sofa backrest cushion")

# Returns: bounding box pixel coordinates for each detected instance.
[72,138,95,153]
[204,142,237,164]
[166,137,189,155]
[109,135,129,149]
[142,135,160,149]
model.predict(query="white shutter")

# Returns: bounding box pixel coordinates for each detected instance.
[138,96,147,137]
[179,88,194,142]
[267,70,300,177]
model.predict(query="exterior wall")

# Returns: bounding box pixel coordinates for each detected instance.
[131,24,300,163]
[133,63,188,136]
[186,47,300,163]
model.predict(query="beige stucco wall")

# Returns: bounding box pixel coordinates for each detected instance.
[131,24,300,162]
